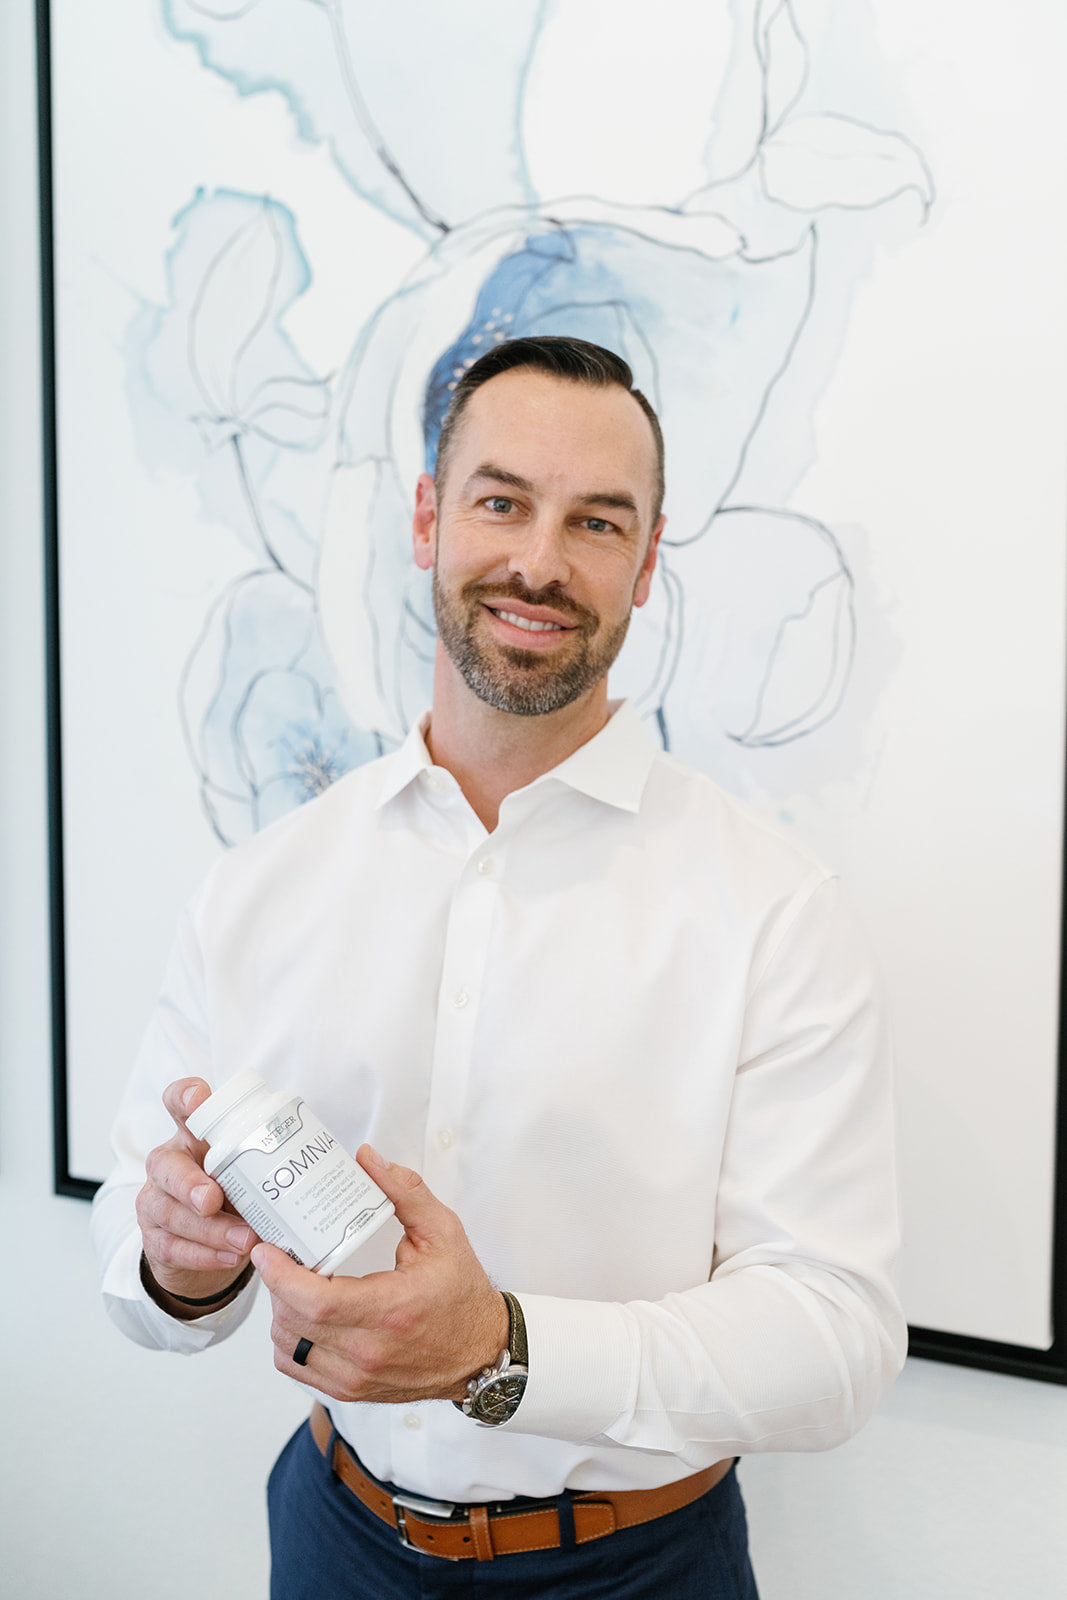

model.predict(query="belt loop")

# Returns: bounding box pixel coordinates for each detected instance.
[468,1504,496,1561]
[320,1409,341,1485]
[555,1493,577,1551]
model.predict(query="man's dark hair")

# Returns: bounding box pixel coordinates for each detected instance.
[433,335,665,523]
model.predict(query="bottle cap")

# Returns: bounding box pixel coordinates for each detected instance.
[186,1068,266,1143]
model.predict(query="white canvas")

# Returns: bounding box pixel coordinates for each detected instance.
[51,0,1064,1348]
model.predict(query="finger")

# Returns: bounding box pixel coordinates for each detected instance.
[145,1143,226,1219]
[251,1243,339,1323]
[252,1246,399,1335]
[357,1146,454,1248]
[266,1293,332,1356]
[139,1184,256,1274]
[269,1324,450,1407]
[140,1141,257,1265]
[270,1332,348,1397]
[141,1223,249,1276]
[274,1345,387,1405]
[162,1078,213,1151]
[137,1177,258,1279]
[143,1187,258,1256]
[266,1314,393,1404]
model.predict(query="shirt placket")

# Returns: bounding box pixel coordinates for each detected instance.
[420,823,505,1203]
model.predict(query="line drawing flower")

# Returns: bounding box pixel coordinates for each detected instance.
[138,0,933,839]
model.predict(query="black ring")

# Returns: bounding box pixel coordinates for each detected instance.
[293,1337,314,1367]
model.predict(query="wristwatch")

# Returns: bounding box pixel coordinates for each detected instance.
[456,1290,528,1426]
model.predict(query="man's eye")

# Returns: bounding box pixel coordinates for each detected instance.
[486,497,514,514]
[585,517,613,533]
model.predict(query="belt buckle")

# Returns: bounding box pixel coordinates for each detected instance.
[392,1491,460,1557]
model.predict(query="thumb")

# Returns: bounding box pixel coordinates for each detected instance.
[358,1145,448,1246]
[251,1240,319,1306]
[162,1077,214,1155]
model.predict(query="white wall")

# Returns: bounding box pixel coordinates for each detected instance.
[0,8,306,1599]
[2,4,1065,1597]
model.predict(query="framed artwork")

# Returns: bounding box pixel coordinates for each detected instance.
[39,0,1066,1382]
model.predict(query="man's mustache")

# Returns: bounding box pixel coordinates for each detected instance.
[460,579,598,630]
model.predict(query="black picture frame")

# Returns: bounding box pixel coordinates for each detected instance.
[37,0,94,1205]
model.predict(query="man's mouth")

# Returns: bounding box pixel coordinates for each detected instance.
[487,607,569,634]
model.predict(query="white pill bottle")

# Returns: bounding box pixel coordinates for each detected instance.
[187,1069,394,1275]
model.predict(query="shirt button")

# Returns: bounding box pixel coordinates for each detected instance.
[437,1128,455,1150]
[451,988,470,1009]
[477,857,494,876]
[403,1414,422,1431]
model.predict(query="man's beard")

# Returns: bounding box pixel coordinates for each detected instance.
[432,573,632,717]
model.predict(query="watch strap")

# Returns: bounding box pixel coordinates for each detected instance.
[501,1289,528,1366]
[453,1291,529,1422]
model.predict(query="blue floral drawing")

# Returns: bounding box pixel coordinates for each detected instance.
[179,570,381,838]
[138,0,934,842]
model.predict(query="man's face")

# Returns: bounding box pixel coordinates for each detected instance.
[413,369,664,717]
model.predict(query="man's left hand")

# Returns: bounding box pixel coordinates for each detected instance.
[252,1145,509,1404]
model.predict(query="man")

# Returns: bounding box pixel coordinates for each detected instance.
[93,336,905,1598]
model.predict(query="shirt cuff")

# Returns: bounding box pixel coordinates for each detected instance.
[501,1293,637,1442]
[100,1225,258,1353]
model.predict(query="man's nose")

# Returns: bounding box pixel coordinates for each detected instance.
[507,514,571,592]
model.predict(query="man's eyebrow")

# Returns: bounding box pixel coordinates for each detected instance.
[465,465,640,519]
[577,491,639,517]
[465,464,535,493]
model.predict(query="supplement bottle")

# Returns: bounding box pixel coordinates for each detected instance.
[186,1069,394,1274]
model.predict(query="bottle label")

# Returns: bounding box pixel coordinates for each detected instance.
[213,1101,390,1271]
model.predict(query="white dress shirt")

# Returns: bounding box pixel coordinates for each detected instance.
[92,700,905,1502]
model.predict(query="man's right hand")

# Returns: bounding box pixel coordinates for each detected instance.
[135,1077,259,1315]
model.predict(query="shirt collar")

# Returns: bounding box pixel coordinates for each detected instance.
[373,700,657,815]
[530,699,656,813]
[373,712,438,809]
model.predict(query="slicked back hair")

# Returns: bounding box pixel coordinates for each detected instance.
[432,335,665,524]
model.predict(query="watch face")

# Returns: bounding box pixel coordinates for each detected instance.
[472,1371,528,1425]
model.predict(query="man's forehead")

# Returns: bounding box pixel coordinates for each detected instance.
[449,368,658,501]
[460,366,645,430]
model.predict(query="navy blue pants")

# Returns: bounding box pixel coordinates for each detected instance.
[268,1419,760,1599]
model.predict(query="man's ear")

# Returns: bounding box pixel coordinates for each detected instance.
[632,513,665,609]
[412,473,438,571]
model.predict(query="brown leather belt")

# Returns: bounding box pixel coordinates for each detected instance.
[309,1401,734,1562]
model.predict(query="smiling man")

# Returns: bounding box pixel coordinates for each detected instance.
[93,337,905,1599]
[422,358,662,734]
[412,349,665,828]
